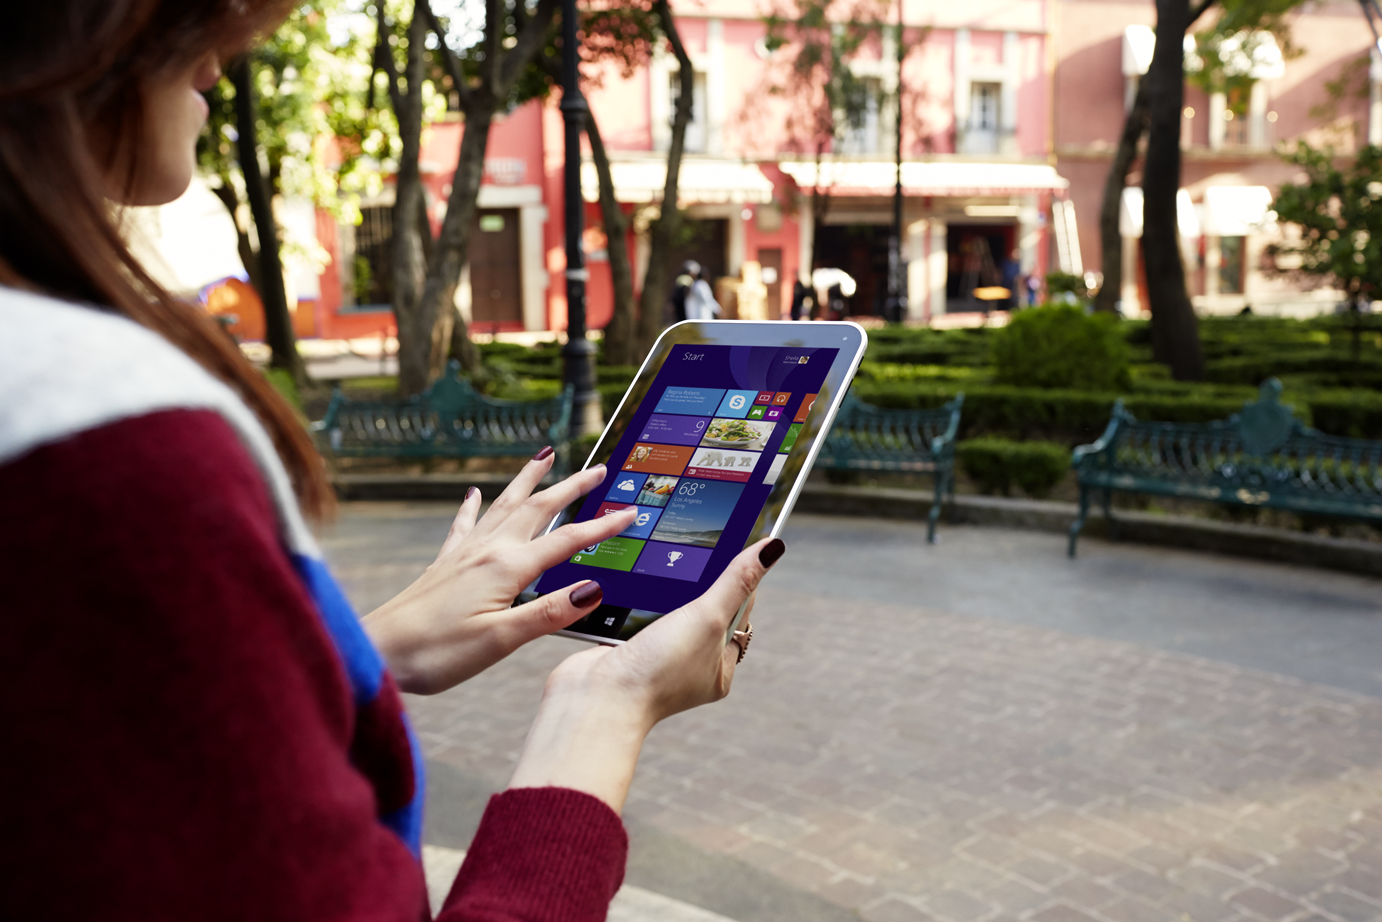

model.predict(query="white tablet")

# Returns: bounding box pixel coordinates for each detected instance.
[530,320,868,644]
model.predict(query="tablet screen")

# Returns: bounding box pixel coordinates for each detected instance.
[536,341,838,628]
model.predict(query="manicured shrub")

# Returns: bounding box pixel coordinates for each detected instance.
[1044,272,1089,301]
[1204,351,1382,386]
[1303,388,1382,439]
[957,437,1070,498]
[991,304,1131,391]
[597,365,639,386]
[489,377,562,401]
[854,380,1114,442]
[571,432,601,464]
[850,380,1311,443]
[477,341,536,361]
[599,382,630,418]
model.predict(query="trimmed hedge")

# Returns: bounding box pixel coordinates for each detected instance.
[1303,388,1382,439]
[599,382,629,418]
[1204,351,1382,385]
[957,437,1070,498]
[851,380,1319,442]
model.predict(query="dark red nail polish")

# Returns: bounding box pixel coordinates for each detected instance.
[465,486,479,501]
[533,445,554,461]
[569,581,603,607]
[758,538,785,568]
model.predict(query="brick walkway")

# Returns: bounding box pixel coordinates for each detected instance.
[325,505,1382,922]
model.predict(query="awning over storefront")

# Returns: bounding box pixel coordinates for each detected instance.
[1201,185,1275,235]
[1120,187,1201,239]
[777,160,1069,197]
[580,159,775,204]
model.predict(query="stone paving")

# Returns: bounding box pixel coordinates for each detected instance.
[323,504,1382,922]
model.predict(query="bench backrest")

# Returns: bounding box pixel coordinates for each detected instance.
[1081,379,1382,501]
[824,391,965,461]
[317,361,573,455]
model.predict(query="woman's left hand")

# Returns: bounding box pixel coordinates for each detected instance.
[361,450,636,696]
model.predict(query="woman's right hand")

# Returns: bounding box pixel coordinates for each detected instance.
[507,536,786,813]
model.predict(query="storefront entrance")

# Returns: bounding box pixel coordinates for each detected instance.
[946,223,1017,312]
[669,218,728,285]
[814,223,891,317]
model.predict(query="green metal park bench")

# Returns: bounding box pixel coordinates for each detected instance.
[1068,378,1382,557]
[815,391,965,543]
[313,361,574,476]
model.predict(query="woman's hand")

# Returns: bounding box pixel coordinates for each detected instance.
[361,450,637,696]
[507,536,786,813]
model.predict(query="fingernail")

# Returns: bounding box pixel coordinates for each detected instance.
[569,581,603,607]
[533,445,554,461]
[758,538,786,568]
[465,486,479,501]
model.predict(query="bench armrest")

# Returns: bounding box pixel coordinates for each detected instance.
[312,387,346,433]
[929,392,965,457]
[1071,399,1127,468]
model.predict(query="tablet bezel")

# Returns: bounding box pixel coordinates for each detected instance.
[540,319,868,644]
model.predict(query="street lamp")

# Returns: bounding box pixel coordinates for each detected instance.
[883,0,907,324]
[560,0,601,436]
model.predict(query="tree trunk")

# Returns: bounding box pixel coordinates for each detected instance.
[1094,0,1213,316]
[634,0,696,356]
[388,11,433,396]
[588,112,636,366]
[230,57,305,384]
[1094,80,1148,314]
[416,102,491,378]
[208,180,264,296]
[1142,0,1204,380]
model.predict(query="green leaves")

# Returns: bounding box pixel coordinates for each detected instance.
[198,1,391,224]
[757,0,897,151]
[991,304,1133,392]
[1269,143,1382,302]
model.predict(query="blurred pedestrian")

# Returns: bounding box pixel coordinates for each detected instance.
[681,260,721,321]
[0,3,782,919]
[811,268,856,321]
[1001,249,1021,312]
[790,279,812,320]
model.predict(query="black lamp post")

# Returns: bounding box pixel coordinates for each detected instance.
[883,0,907,324]
[560,0,600,436]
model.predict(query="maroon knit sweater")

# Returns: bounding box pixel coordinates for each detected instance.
[0,409,627,920]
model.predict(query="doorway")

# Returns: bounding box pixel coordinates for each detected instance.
[470,208,523,328]
[669,218,728,285]
[946,224,1016,312]
[814,223,890,317]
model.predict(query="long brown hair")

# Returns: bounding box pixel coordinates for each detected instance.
[0,1,334,520]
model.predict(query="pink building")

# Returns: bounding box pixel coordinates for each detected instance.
[306,0,1380,338]
[1057,0,1382,315]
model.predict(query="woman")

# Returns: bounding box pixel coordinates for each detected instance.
[0,3,782,919]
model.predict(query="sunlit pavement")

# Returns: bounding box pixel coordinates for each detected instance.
[323,505,1382,922]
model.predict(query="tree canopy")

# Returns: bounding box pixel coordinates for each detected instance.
[1270,143,1382,306]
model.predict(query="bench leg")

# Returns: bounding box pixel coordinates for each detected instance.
[1069,484,1090,558]
[927,468,944,544]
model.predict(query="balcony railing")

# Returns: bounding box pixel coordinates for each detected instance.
[1182,111,1276,152]
[955,122,1018,156]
